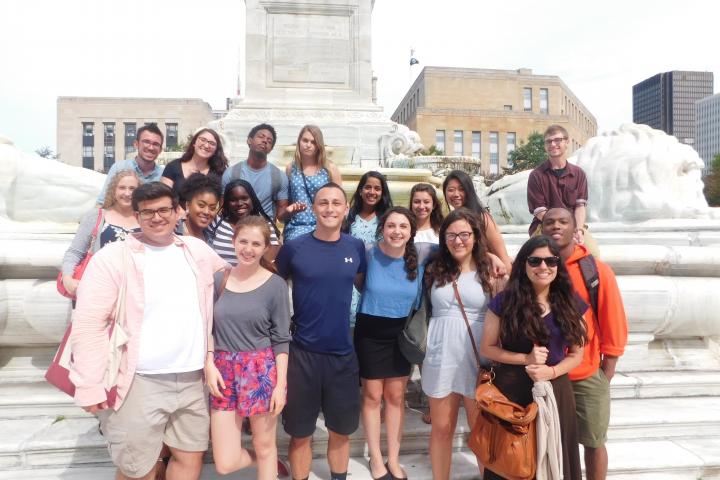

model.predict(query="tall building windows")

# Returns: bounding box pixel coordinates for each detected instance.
[103,122,115,172]
[435,130,445,153]
[504,104,513,111]
[166,123,178,150]
[523,88,532,112]
[472,131,481,158]
[124,122,137,158]
[82,122,94,170]
[540,88,549,114]
[489,131,499,174]
[506,132,516,167]
[454,130,463,155]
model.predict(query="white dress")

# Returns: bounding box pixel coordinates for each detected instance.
[421,271,489,399]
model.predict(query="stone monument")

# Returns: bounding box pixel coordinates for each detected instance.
[209,0,398,167]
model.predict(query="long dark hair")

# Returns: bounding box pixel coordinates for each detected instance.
[409,183,444,235]
[425,208,492,293]
[377,207,418,281]
[221,179,281,239]
[500,235,587,347]
[344,171,393,234]
[442,170,491,233]
[179,128,228,176]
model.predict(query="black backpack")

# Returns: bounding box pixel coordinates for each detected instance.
[578,254,600,319]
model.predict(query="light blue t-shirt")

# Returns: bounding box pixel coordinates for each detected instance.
[359,244,422,319]
[222,161,289,220]
[96,158,164,204]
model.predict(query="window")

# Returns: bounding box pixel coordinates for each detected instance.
[472,131,481,158]
[435,130,445,153]
[489,132,499,174]
[82,145,94,170]
[504,105,513,111]
[540,88,549,114]
[454,130,463,155]
[124,122,136,157]
[506,132,516,167]
[523,88,532,112]
[166,123,178,150]
[83,123,94,137]
[103,123,115,172]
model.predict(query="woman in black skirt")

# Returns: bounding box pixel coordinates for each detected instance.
[480,235,587,480]
[355,207,428,480]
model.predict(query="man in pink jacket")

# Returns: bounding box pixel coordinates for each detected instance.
[70,182,227,480]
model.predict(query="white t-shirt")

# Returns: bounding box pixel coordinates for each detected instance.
[414,227,440,245]
[136,243,205,374]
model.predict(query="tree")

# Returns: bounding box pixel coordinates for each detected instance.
[35,146,58,160]
[418,144,444,156]
[704,153,720,207]
[504,132,547,175]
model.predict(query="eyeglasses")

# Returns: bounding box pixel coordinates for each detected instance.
[196,137,217,148]
[544,137,567,146]
[526,256,561,268]
[445,231,473,242]
[138,206,174,220]
[140,139,162,149]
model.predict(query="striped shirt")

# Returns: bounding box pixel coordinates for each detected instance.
[209,217,279,265]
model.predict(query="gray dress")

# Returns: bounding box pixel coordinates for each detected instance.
[421,271,489,399]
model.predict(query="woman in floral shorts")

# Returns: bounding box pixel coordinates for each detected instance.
[204,215,291,479]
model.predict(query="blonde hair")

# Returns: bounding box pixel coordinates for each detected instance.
[293,125,329,171]
[102,169,141,209]
[232,215,276,273]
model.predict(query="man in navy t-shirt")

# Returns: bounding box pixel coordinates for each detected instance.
[276,183,366,480]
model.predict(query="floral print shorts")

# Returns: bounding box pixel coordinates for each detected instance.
[210,347,277,416]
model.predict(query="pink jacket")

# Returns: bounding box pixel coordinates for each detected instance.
[69,233,228,409]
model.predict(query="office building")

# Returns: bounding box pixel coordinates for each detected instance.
[696,93,720,175]
[391,67,597,175]
[57,97,216,171]
[632,71,714,146]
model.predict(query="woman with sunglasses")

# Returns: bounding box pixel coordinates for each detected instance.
[442,170,511,272]
[421,208,504,480]
[161,128,228,195]
[479,235,587,480]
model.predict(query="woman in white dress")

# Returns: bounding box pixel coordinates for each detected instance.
[421,208,504,480]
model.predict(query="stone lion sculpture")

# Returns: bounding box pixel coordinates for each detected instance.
[483,123,716,225]
[0,136,103,227]
[379,124,424,167]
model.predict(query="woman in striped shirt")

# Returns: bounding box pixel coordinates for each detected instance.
[210,179,281,264]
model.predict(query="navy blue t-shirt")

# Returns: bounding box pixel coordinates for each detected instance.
[275,232,367,355]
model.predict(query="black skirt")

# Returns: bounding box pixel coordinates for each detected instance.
[354,312,411,379]
[483,365,582,480]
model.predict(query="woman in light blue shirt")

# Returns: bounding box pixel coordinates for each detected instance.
[355,206,427,480]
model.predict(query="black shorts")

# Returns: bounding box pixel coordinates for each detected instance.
[282,343,360,437]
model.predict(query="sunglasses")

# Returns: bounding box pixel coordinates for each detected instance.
[526,256,561,268]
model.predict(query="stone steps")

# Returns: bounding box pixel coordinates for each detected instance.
[3,437,720,480]
[2,396,719,472]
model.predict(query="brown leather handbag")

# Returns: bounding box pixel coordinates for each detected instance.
[452,281,538,480]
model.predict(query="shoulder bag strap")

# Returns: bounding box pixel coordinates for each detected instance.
[88,208,104,252]
[452,279,482,370]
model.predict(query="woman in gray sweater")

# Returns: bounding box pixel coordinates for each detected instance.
[59,169,140,297]
[204,215,291,479]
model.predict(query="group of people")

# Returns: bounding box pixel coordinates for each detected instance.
[62,122,627,480]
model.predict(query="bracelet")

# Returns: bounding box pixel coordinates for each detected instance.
[207,350,214,354]
[551,366,556,379]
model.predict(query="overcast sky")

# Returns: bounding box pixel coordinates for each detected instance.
[0,0,717,154]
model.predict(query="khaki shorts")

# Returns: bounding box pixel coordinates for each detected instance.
[98,370,209,478]
[572,368,611,448]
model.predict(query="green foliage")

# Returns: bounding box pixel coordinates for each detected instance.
[419,144,444,156]
[704,153,720,207]
[504,132,547,175]
[35,146,58,159]
[167,133,194,152]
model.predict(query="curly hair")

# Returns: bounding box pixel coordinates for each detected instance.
[344,171,393,235]
[409,183,444,234]
[500,235,587,347]
[102,169,141,209]
[377,206,418,281]
[424,208,493,293]
[178,128,228,176]
[178,172,222,206]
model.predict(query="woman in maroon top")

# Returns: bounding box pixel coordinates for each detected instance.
[480,235,587,480]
